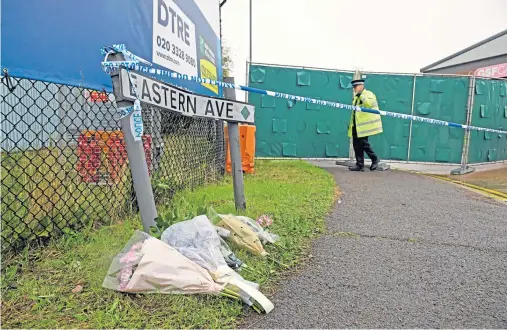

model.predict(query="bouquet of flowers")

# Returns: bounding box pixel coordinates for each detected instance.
[117,241,144,290]
[161,215,274,314]
[103,230,226,296]
[236,215,279,245]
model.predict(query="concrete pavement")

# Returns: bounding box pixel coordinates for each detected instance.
[247,165,507,329]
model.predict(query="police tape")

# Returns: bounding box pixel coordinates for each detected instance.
[130,99,143,142]
[101,44,507,135]
[115,92,144,142]
[102,45,145,141]
[101,44,152,66]
[123,71,144,142]
[117,104,135,118]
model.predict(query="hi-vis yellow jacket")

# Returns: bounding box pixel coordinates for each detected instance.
[347,89,383,138]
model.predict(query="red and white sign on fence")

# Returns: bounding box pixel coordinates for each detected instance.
[474,63,507,79]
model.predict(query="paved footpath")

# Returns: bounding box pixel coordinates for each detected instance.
[247,165,507,329]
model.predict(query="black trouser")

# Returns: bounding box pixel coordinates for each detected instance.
[352,124,378,168]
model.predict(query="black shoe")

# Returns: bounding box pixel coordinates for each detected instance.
[370,160,380,171]
[348,165,365,172]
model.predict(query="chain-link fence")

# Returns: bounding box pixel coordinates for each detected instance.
[1,76,225,253]
[144,103,226,206]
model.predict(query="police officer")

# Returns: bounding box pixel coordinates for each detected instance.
[348,79,383,171]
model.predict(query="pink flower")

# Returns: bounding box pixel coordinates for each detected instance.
[256,215,273,228]
[118,266,134,290]
[120,250,139,264]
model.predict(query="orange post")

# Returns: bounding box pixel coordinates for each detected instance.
[225,124,256,174]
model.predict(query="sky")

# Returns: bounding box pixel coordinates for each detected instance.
[221,0,507,101]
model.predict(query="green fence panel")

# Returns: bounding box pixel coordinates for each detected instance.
[248,64,505,165]
[365,73,414,161]
[249,65,353,158]
[468,79,507,163]
[249,65,415,160]
[409,75,469,163]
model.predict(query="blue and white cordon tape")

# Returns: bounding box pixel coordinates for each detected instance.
[102,45,145,141]
[101,44,507,136]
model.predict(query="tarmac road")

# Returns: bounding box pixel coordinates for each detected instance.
[247,165,507,329]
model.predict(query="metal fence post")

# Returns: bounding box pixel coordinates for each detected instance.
[406,74,417,162]
[108,53,158,231]
[223,77,246,210]
[452,75,476,175]
[245,60,250,103]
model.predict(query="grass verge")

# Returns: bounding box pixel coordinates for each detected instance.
[0,147,133,251]
[1,160,336,329]
[1,134,219,252]
[443,166,507,194]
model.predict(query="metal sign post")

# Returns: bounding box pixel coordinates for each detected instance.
[108,54,158,232]
[116,69,254,212]
[223,77,246,210]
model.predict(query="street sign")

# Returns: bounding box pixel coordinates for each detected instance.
[119,69,255,124]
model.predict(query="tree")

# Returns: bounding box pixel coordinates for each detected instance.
[222,41,233,78]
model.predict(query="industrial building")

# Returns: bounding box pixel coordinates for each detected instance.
[420,28,507,78]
